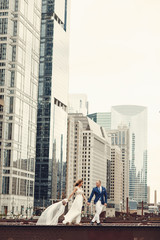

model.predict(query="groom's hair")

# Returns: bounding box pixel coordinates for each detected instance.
[98,180,101,184]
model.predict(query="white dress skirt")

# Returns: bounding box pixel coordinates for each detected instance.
[63,187,83,224]
[36,199,67,225]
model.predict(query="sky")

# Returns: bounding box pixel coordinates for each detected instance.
[69,0,160,203]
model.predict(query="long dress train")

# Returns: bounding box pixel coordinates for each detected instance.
[36,199,67,225]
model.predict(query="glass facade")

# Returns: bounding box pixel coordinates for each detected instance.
[34,0,70,207]
[111,105,148,203]
[0,0,41,215]
[88,112,111,131]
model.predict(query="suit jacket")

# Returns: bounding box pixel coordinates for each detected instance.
[88,186,107,205]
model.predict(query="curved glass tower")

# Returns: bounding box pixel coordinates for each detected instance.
[111,105,148,203]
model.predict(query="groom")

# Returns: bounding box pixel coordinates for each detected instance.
[87,180,107,226]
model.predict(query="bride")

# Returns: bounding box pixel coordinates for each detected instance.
[63,179,87,225]
[36,179,87,225]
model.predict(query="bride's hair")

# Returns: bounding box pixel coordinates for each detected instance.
[75,179,83,187]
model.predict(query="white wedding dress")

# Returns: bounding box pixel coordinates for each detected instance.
[63,187,83,224]
[36,199,67,225]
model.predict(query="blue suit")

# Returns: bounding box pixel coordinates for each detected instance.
[88,186,107,205]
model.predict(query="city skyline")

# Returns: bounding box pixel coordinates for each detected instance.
[69,0,160,202]
[0,0,159,218]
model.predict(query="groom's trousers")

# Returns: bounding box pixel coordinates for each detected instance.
[92,200,103,224]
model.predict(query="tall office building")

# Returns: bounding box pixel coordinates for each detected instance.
[88,112,111,131]
[66,114,108,211]
[147,186,150,204]
[107,125,130,210]
[68,94,89,116]
[34,0,71,207]
[110,146,123,211]
[0,0,41,215]
[111,105,148,203]
[154,190,157,206]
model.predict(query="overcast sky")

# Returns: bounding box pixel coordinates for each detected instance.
[69,0,160,202]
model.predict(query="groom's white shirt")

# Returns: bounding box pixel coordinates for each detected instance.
[92,185,103,224]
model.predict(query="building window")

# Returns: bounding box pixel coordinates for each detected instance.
[13,21,17,36]
[0,18,8,34]
[0,121,2,138]
[46,21,53,37]
[20,179,27,196]
[122,131,125,144]
[3,149,11,167]
[0,0,9,9]
[0,69,5,86]
[0,104,3,112]
[8,123,12,140]
[0,43,7,60]
[30,181,34,196]
[2,176,10,194]
[9,97,14,113]
[15,0,19,11]
[10,71,15,87]
[12,46,16,61]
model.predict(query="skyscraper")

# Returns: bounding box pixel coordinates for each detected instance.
[107,125,130,210]
[147,186,150,204]
[154,190,157,206]
[68,94,89,116]
[110,146,123,211]
[111,105,148,203]
[0,0,41,215]
[88,112,111,131]
[34,0,71,207]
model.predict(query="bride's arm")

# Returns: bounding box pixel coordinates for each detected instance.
[67,187,78,201]
[82,194,88,203]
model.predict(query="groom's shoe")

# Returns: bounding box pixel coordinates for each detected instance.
[90,221,94,226]
[97,223,102,226]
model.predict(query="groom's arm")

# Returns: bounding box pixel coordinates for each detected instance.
[88,188,95,203]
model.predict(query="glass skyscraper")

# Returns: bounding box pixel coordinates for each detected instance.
[34,0,70,207]
[111,105,148,203]
[88,112,111,131]
[0,0,41,216]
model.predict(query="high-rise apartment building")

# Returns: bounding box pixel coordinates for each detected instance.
[107,125,130,210]
[34,0,71,207]
[154,190,157,206]
[88,112,111,131]
[0,0,41,215]
[147,186,150,204]
[66,114,108,210]
[110,146,123,211]
[111,105,148,203]
[69,94,89,116]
